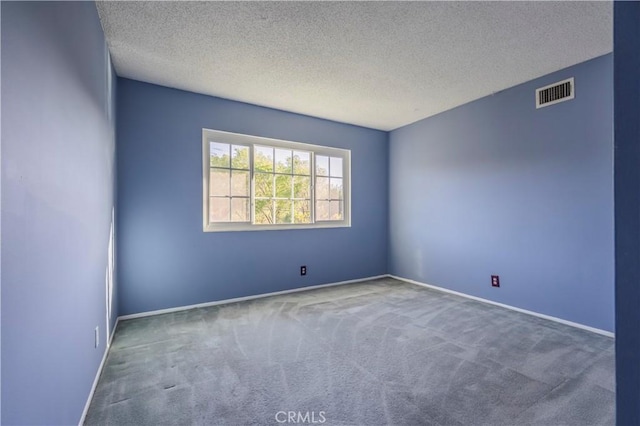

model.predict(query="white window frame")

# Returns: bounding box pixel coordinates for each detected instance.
[203,129,351,232]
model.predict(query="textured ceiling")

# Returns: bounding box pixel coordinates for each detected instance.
[96,1,612,131]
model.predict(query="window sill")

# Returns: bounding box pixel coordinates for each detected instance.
[203,222,351,233]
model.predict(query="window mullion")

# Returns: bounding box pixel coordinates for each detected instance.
[291,150,295,225]
[272,149,276,224]
[311,153,316,224]
[249,144,255,224]
[226,144,232,222]
[271,171,277,225]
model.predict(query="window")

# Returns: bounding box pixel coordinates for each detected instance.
[203,129,350,232]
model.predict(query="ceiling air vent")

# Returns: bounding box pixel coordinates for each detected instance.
[536,77,574,109]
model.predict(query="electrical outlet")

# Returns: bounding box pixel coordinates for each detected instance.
[95,326,99,348]
[491,275,500,287]
[300,266,307,276]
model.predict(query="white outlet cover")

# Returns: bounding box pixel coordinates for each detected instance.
[95,326,99,348]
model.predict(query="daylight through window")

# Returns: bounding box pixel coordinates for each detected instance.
[203,129,350,232]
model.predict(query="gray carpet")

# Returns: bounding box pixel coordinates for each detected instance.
[85,278,615,425]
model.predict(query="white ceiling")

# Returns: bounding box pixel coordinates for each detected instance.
[96,1,612,131]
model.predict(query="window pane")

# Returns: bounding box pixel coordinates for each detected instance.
[231,171,249,197]
[275,200,293,224]
[316,177,329,199]
[293,151,310,175]
[330,178,343,200]
[330,200,343,220]
[231,198,249,222]
[255,172,274,198]
[294,176,310,199]
[210,197,230,222]
[330,157,343,177]
[293,200,311,223]
[316,155,329,176]
[231,145,249,169]
[316,200,330,221]
[255,146,273,172]
[204,129,350,230]
[210,142,230,168]
[210,169,230,196]
[275,175,292,198]
[275,149,292,173]
[254,199,273,224]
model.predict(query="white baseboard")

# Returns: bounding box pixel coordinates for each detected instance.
[388,274,615,338]
[78,317,120,426]
[76,273,611,425]
[118,274,389,321]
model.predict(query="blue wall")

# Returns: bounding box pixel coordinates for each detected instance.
[389,54,614,332]
[614,1,640,423]
[117,79,388,315]
[1,2,118,424]
[0,3,617,421]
